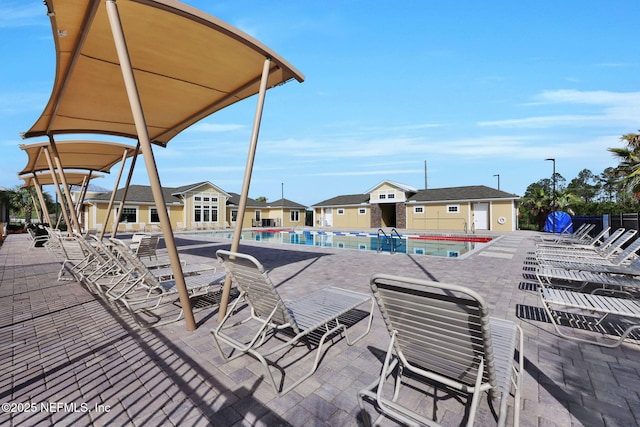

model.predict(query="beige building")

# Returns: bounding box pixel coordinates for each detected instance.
[81,181,307,232]
[311,180,519,232]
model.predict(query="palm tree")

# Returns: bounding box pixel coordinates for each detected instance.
[521,185,551,230]
[521,181,581,230]
[608,131,640,196]
[6,186,35,224]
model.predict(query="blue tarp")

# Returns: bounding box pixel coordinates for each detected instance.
[544,211,573,233]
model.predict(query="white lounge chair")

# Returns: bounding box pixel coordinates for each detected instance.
[536,258,640,294]
[539,285,640,347]
[358,274,523,427]
[212,249,374,396]
[535,229,636,261]
[535,223,594,244]
[535,226,611,249]
[538,237,640,269]
[107,239,224,327]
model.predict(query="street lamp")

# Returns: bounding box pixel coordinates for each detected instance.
[545,158,556,232]
[493,174,500,190]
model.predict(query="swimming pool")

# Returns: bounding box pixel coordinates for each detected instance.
[197,230,493,258]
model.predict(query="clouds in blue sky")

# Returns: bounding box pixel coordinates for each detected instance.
[1,1,639,206]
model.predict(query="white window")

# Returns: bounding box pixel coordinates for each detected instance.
[193,193,219,223]
[388,193,395,199]
[255,210,262,221]
[358,208,366,215]
[379,194,386,200]
[337,208,345,215]
[414,206,424,214]
[290,210,300,222]
[447,204,460,213]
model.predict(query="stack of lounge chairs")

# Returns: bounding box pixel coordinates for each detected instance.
[42,228,224,328]
[532,225,640,347]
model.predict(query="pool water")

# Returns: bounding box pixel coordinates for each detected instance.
[199,230,492,258]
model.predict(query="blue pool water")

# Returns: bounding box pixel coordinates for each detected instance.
[198,230,491,258]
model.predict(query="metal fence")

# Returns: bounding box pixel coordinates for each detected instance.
[573,213,640,236]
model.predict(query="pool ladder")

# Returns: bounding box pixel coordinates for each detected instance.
[377,228,403,253]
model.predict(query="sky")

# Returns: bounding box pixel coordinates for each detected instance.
[1,1,639,207]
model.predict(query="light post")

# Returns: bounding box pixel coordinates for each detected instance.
[493,174,500,190]
[545,158,556,232]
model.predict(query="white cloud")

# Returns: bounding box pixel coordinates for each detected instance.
[0,92,48,114]
[188,123,246,132]
[0,4,45,28]
[534,89,640,105]
[311,169,423,177]
[478,115,605,128]
[478,90,640,128]
[158,165,245,174]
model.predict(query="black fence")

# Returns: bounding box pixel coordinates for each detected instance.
[573,213,640,236]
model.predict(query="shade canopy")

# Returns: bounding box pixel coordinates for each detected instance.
[20,171,104,188]
[19,140,138,175]
[22,0,305,146]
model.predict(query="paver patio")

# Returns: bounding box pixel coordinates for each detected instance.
[1,230,638,426]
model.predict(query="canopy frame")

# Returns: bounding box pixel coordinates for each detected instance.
[19,139,139,235]
[106,0,194,329]
[22,0,304,331]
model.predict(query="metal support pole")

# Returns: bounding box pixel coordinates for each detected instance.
[48,136,82,232]
[100,146,135,240]
[27,190,39,223]
[218,57,272,322]
[106,0,195,331]
[109,144,139,238]
[30,175,52,225]
[42,147,72,235]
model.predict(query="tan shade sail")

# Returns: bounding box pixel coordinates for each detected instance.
[19,140,138,175]
[22,0,305,146]
[20,171,103,188]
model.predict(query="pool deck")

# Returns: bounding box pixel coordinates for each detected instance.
[1,230,639,426]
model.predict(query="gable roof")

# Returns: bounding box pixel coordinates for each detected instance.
[266,198,307,209]
[87,184,183,205]
[85,183,307,209]
[311,194,371,207]
[311,185,519,208]
[365,180,418,194]
[407,185,519,202]
[226,192,265,208]
[171,181,230,197]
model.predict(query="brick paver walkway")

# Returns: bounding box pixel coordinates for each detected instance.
[1,230,638,426]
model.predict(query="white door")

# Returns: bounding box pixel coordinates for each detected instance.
[473,203,488,230]
[324,208,333,227]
